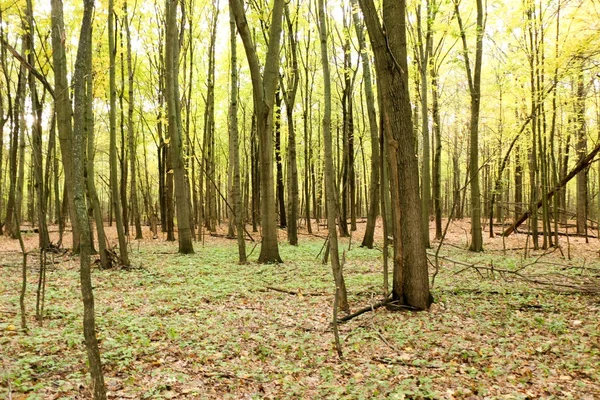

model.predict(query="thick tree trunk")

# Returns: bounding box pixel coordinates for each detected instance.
[359,0,431,310]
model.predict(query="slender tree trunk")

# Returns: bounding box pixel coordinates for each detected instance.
[576,64,587,235]
[85,58,109,269]
[274,90,287,228]
[283,4,300,245]
[25,0,49,249]
[351,0,379,248]
[301,30,313,234]
[108,0,130,265]
[229,5,246,262]
[417,2,432,248]
[455,0,484,252]
[431,68,442,239]
[124,1,143,240]
[50,0,80,251]
[231,0,283,263]
[4,57,24,238]
[202,4,218,233]
[165,0,194,254]
[318,0,349,312]
[73,1,107,396]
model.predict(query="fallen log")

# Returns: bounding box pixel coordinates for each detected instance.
[503,141,600,236]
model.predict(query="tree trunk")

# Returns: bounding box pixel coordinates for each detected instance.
[576,65,587,235]
[108,0,130,265]
[124,1,143,240]
[282,4,299,245]
[318,0,349,312]
[25,0,50,249]
[229,4,246,262]
[4,56,24,238]
[455,0,484,252]
[50,0,80,251]
[416,2,432,248]
[165,0,194,254]
[359,0,431,310]
[202,3,218,233]
[72,1,107,396]
[231,0,283,263]
[351,0,379,249]
[431,68,442,239]
[274,90,286,228]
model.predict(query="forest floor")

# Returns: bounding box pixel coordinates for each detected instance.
[1,219,599,399]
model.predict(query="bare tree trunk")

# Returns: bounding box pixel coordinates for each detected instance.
[359,0,431,310]
[50,0,79,251]
[282,4,300,245]
[73,1,107,396]
[231,0,283,263]
[454,0,484,252]
[108,0,130,265]
[165,0,194,254]
[229,4,246,262]
[576,64,587,236]
[350,0,379,249]
[318,0,349,312]
[124,1,143,240]
[25,0,50,249]
[274,90,286,228]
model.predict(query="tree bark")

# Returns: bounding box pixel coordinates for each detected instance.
[318,0,349,312]
[359,0,431,310]
[124,1,143,240]
[454,0,484,252]
[351,0,380,249]
[72,1,107,396]
[229,3,246,262]
[165,0,194,254]
[108,0,130,265]
[231,0,284,263]
[25,0,50,249]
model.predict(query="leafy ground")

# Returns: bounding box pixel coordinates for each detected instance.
[1,221,599,399]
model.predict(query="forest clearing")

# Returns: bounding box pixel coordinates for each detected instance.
[1,221,599,399]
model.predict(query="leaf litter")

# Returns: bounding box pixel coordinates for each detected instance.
[0,222,599,399]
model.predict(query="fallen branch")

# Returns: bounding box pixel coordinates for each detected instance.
[265,286,326,296]
[504,141,600,236]
[337,297,417,323]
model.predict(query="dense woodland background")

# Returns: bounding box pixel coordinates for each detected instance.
[1,0,600,398]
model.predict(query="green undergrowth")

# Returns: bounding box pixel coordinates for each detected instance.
[1,237,599,399]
